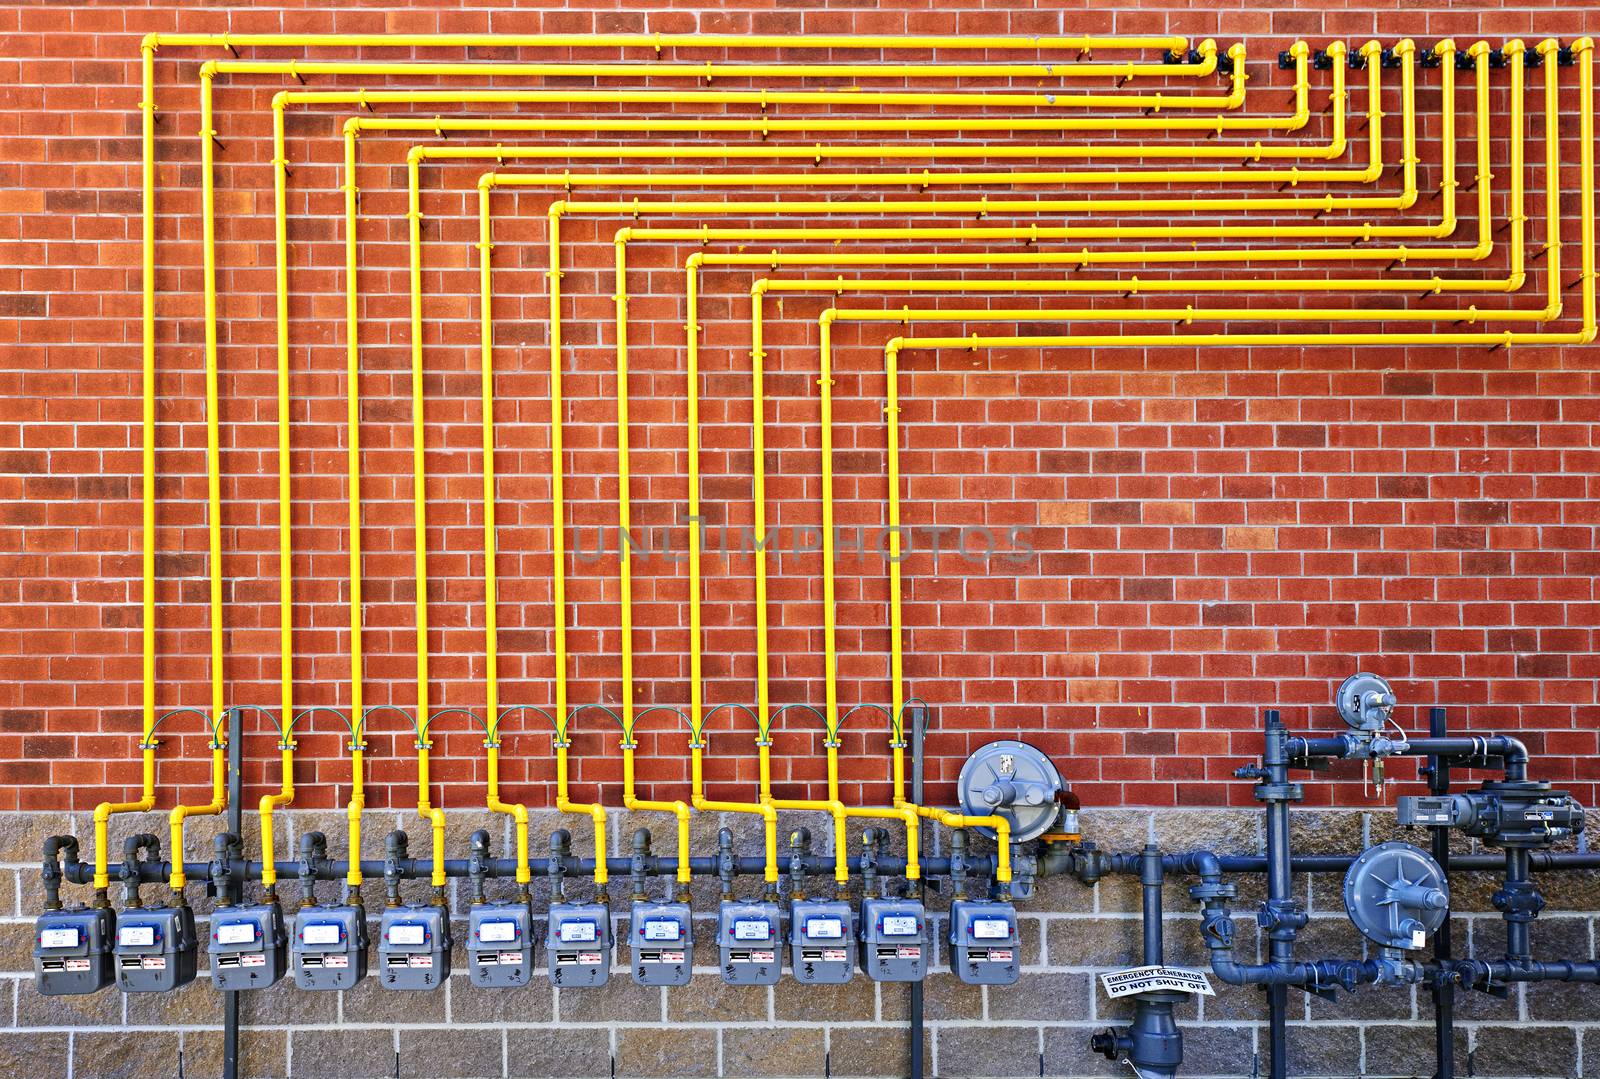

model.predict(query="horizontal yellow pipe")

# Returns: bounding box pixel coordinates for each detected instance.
[149,30,1192,52]
[212,51,1222,81]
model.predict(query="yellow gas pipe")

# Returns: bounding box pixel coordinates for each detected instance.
[471,186,533,890]
[167,65,230,896]
[144,29,1568,896]
[146,25,1217,905]
[93,40,160,898]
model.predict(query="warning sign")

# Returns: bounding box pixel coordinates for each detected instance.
[1099,965,1214,999]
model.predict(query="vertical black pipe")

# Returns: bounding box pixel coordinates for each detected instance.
[908,702,927,1079]
[223,707,243,1079]
[1428,706,1455,1079]
[1503,848,1533,960]
[1262,709,1290,1079]
[1142,844,1164,966]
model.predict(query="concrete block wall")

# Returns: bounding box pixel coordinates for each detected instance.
[5,809,1598,1077]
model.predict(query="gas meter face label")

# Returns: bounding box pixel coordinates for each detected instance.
[971,918,1010,939]
[39,927,79,949]
[881,915,918,936]
[733,919,771,941]
[302,923,341,946]
[804,917,844,939]
[118,926,155,947]
[388,925,426,946]
[216,923,256,946]
[559,921,597,943]
[477,920,517,944]
[642,919,681,942]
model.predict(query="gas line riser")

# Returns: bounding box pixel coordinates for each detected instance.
[11,18,1600,1079]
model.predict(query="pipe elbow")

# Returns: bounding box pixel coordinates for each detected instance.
[1536,38,1561,59]
[1467,40,1492,61]
[1574,37,1595,55]
[1396,187,1419,211]
[885,336,906,358]
[404,143,428,165]
[1433,39,1457,58]
[751,278,769,299]
[1392,38,1417,57]
[684,249,703,271]
[93,802,114,825]
[1288,40,1311,59]
[1360,40,1384,61]
[477,172,497,193]
[343,116,366,139]
[818,307,837,327]
[271,89,292,112]
[198,59,219,79]
[140,32,160,52]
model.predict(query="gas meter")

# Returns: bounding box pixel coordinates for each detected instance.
[859,896,927,982]
[377,904,451,991]
[292,905,367,990]
[948,899,1020,986]
[210,903,287,990]
[546,903,612,988]
[630,900,693,987]
[717,900,782,986]
[789,898,855,984]
[33,906,114,996]
[113,904,198,993]
[467,900,535,988]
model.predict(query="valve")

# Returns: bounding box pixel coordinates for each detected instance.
[1336,673,1397,733]
[957,740,1068,842]
[1398,781,1585,848]
[1343,841,1449,951]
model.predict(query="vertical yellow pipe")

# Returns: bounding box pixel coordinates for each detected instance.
[343,124,365,891]
[673,257,778,884]
[396,135,448,893]
[542,201,608,889]
[168,69,228,894]
[612,233,692,887]
[96,38,161,895]
[258,97,297,893]
[473,180,531,885]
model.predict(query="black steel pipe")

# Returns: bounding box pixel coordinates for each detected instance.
[1427,706,1455,1079]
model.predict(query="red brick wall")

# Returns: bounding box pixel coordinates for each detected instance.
[3,0,1598,821]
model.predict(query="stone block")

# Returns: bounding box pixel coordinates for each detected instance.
[615,1027,716,1078]
[826,1026,928,1078]
[1471,1024,1578,1077]
[721,1026,825,1078]
[74,1030,185,1079]
[397,1026,503,1078]
[507,1027,612,1078]
[290,1028,395,1079]
[987,971,1091,1022]
[936,1023,1040,1078]
[666,972,768,1022]
[555,970,660,1023]
[1045,916,1141,968]
[0,1031,69,1078]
